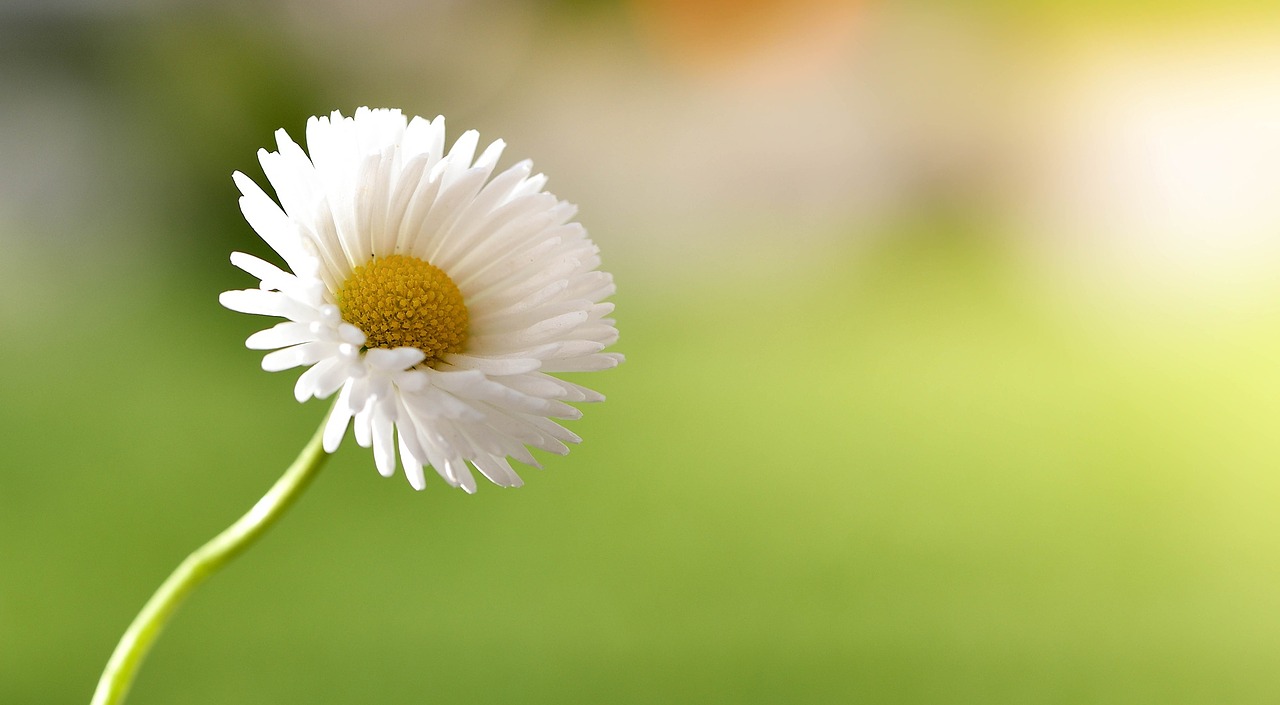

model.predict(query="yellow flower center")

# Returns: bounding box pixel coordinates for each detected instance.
[337,254,469,367]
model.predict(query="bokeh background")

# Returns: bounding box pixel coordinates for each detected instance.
[5,0,1280,703]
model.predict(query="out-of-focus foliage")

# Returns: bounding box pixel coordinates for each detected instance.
[4,1,1280,703]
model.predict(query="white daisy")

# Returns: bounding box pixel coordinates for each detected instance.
[220,107,621,493]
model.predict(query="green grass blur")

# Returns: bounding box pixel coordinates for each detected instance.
[4,221,1280,704]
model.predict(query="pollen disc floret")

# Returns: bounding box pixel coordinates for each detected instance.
[219,107,622,493]
[338,254,468,368]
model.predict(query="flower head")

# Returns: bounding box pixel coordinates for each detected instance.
[220,108,621,492]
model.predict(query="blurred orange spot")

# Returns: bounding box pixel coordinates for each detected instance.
[629,0,867,82]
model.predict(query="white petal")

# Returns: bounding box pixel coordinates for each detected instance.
[365,346,426,372]
[323,384,356,453]
[402,115,445,164]
[467,310,590,352]
[415,167,493,262]
[471,454,523,488]
[229,251,291,289]
[540,352,625,373]
[404,385,485,422]
[441,130,479,184]
[246,321,316,351]
[372,408,397,478]
[220,289,301,319]
[233,172,308,271]
[382,152,431,256]
[261,343,327,372]
[294,357,339,401]
[353,404,374,448]
[439,354,541,376]
[397,434,427,490]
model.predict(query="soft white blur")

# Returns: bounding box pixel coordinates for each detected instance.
[1007,24,1280,313]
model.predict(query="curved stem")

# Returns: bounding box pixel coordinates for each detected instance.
[90,414,332,705]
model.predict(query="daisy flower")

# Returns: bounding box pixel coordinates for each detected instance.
[220,107,621,492]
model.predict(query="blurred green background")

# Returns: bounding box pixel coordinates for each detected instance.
[5,1,1280,703]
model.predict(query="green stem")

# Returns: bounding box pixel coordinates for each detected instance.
[90,413,332,705]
